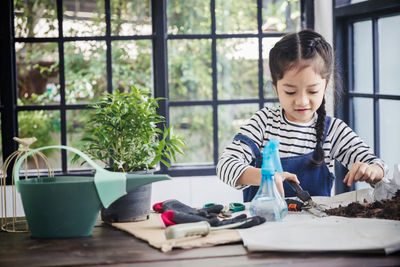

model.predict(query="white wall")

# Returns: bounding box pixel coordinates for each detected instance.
[151,176,243,207]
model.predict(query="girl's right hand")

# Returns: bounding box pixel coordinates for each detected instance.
[274,172,300,198]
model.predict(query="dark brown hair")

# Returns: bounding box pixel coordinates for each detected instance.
[269,29,333,168]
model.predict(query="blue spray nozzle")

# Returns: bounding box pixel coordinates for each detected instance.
[261,139,283,175]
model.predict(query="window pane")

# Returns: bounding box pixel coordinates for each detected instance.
[380,100,400,173]
[353,20,373,93]
[18,110,61,170]
[263,37,281,98]
[110,0,151,36]
[216,0,257,34]
[112,40,153,92]
[14,0,58,38]
[168,39,212,101]
[352,98,374,150]
[66,109,106,170]
[218,103,259,155]
[170,106,213,164]
[217,38,258,100]
[378,15,400,95]
[167,0,210,34]
[63,0,105,37]
[262,0,300,33]
[64,41,107,104]
[16,42,59,106]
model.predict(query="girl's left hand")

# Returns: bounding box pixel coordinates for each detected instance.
[343,162,384,187]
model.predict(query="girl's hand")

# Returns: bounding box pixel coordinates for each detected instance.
[274,172,300,197]
[343,162,384,187]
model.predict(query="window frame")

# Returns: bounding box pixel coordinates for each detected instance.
[333,0,400,194]
[1,0,313,184]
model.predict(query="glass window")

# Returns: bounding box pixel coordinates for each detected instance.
[168,39,212,101]
[14,0,58,38]
[353,20,373,93]
[217,38,259,100]
[112,40,153,92]
[262,0,300,33]
[215,0,258,34]
[336,3,400,194]
[352,98,374,150]
[110,0,151,36]
[18,110,61,170]
[3,0,305,178]
[378,15,400,95]
[379,99,400,173]
[262,37,281,98]
[169,106,213,165]
[16,42,59,106]
[64,41,107,104]
[63,0,106,37]
[218,103,259,155]
[167,0,210,34]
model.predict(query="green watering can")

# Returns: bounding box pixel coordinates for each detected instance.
[14,145,171,238]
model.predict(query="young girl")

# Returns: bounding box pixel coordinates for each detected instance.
[217,29,388,202]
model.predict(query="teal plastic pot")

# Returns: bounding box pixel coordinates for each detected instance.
[14,146,171,238]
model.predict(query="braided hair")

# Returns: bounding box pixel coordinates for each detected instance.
[269,29,333,168]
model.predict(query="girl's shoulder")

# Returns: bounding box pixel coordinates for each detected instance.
[256,105,282,120]
[327,116,349,129]
[326,116,354,136]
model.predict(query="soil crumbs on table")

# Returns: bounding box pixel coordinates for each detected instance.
[325,190,400,221]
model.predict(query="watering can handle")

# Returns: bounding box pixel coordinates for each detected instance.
[13,145,108,192]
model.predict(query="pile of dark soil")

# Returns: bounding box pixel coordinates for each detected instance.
[325,190,400,221]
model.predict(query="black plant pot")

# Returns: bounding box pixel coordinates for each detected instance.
[101,183,152,223]
[100,168,156,223]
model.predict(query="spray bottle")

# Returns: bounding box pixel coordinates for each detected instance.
[249,139,288,221]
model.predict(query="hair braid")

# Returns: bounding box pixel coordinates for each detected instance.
[310,98,326,168]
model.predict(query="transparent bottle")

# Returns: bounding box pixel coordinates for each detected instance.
[249,140,288,221]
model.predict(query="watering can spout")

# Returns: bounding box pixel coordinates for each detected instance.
[125,173,171,192]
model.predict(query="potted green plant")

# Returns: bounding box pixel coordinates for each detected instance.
[73,86,184,223]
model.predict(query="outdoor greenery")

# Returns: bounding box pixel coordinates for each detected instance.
[73,88,184,172]
[12,0,300,169]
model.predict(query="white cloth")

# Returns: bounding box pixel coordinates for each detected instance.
[239,190,400,254]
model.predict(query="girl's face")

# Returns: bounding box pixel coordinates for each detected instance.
[274,65,327,123]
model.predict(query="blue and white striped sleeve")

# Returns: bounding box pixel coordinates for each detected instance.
[217,109,267,189]
[329,118,389,176]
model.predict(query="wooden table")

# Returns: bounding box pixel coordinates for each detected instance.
[1,221,399,267]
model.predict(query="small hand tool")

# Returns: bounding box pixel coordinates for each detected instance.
[204,202,245,218]
[285,180,327,217]
[285,199,304,212]
[165,217,256,239]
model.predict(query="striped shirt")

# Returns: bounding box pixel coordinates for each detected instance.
[217,106,388,189]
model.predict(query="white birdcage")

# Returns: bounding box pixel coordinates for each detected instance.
[0,137,53,232]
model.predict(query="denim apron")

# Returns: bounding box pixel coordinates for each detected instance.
[234,117,335,202]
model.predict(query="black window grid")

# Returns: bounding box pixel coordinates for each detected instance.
[1,0,313,183]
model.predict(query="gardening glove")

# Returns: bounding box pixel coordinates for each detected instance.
[161,210,220,227]
[216,214,266,229]
[153,199,223,217]
[234,216,266,229]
